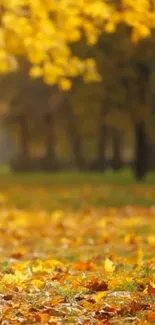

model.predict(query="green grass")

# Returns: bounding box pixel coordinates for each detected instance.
[0,168,155,209]
[0,167,152,185]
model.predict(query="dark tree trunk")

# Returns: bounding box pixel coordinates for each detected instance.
[44,112,57,170]
[133,62,150,180]
[134,121,149,180]
[112,128,122,171]
[96,123,109,171]
[63,99,85,169]
[147,142,155,171]
[95,101,110,171]
[18,114,29,160]
[137,62,150,106]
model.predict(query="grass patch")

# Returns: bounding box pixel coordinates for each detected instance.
[0,169,155,209]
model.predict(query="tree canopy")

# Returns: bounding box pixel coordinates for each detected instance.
[0,0,155,90]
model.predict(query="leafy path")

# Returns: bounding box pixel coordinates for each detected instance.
[0,201,155,325]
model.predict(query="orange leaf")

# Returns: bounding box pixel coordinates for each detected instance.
[35,312,49,323]
[147,283,155,295]
[147,312,155,322]
[74,261,95,271]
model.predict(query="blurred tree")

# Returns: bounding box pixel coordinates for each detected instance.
[0,62,61,170]
[62,97,85,169]
[17,113,29,162]
[135,121,149,180]
[44,112,58,170]
[111,127,122,171]
[96,28,155,178]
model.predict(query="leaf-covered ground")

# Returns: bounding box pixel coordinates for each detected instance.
[0,174,155,325]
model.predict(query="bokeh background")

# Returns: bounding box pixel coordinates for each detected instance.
[0,24,155,181]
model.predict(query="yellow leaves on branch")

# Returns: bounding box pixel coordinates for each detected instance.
[131,25,151,43]
[120,0,155,42]
[0,0,104,89]
[0,0,154,89]
[123,0,151,12]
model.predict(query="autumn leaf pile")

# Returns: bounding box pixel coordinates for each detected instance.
[0,186,155,325]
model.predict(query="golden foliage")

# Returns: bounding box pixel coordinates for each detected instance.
[0,0,155,89]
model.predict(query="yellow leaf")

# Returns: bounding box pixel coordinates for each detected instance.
[131,25,151,43]
[44,259,64,269]
[59,78,72,91]
[150,275,155,289]
[2,270,27,285]
[52,210,64,222]
[147,235,155,245]
[95,291,107,302]
[86,58,96,69]
[84,71,102,83]
[67,30,81,42]
[49,316,59,323]
[104,258,115,274]
[31,279,44,288]
[137,248,144,265]
[29,66,43,78]
[105,22,116,33]
[28,49,47,64]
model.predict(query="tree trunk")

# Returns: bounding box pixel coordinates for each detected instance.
[96,123,108,171]
[44,112,57,170]
[134,121,149,180]
[63,99,85,169]
[95,100,110,171]
[18,114,29,160]
[112,128,122,171]
[133,62,150,180]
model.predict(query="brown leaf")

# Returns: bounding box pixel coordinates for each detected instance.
[130,300,150,313]
[103,305,116,313]
[82,321,91,325]
[86,279,108,292]
[11,251,24,259]
[3,294,13,301]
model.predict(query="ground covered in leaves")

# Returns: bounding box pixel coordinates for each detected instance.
[0,176,155,325]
